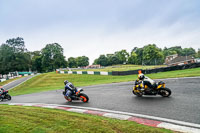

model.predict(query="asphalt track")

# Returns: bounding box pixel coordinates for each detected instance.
[2,75,35,90]
[1,77,200,125]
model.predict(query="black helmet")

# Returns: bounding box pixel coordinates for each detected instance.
[64,80,69,85]
[138,73,144,80]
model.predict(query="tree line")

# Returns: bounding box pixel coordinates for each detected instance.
[93,44,200,66]
[0,37,200,74]
[0,37,89,74]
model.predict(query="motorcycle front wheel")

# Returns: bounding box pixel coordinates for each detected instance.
[132,90,143,97]
[159,88,171,97]
[79,93,89,102]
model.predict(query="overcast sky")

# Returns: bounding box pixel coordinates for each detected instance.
[0,0,200,64]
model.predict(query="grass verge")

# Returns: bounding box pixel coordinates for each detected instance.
[10,67,200,96]
[0,105,173,133]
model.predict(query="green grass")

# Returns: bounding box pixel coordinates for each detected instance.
[0,105,173,133]
[68,65,166,72]
[10,67,200,96]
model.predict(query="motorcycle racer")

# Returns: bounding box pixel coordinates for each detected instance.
[0,86,5,101]
[64,80,77,101]
[137,71,156,90]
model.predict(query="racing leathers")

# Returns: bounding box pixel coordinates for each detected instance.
[64,82,76,99]
[0,87,5,101]
[137,76,156,90]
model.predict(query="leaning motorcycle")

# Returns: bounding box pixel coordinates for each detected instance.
[133,80,171,97]
[0,90,11,101]
[63,88,89,102]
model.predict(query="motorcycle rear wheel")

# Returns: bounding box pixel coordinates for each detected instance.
[5,94,11,100]
[159,88,171,97]
[79,93,89,102]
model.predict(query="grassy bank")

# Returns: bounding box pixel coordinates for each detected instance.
[10,67,200,96]
[0,105,173,133]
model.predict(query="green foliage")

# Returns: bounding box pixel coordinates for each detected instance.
[76,56,89,67]
[181,48,196,56]
[142,44,164,65]
[93,45,198,66]
[68,57,78,68]
[131,47,143,65]
[94,55,109,66]
[31,51,42,72]
[128,51,137,64]
[0,37,30,74]
[197,49,200,58]
[5,37,27,53]
[115,49,129,64]
[68,56,89,68]
[107,54,120,65]
[41,43,67,72]
[167,46,183,56]
[163,47,177,57]
[93,50,129,66]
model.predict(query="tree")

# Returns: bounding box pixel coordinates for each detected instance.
[76,56,89,67]
[5,37,27,53]
[114,50,129,64]
[31,51,42,72]
[167,46,183,56]
[68,57,77,68]
[162,47,177,57]
[128,51,137,64]
[142,44,164,65]
[132,47,143,65]
[106,54,120,66]
[181,48,196,56]
[41,43,66,72]
[196,49,200,58]
[0,37,30,74]
[94,55,108,66]
[0,44,13,74]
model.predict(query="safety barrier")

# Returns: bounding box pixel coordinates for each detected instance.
[0,73,35,82]
[58,71,112,76]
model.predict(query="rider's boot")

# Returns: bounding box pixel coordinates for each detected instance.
[67,97,72,102]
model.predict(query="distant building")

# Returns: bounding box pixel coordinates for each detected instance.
[165,54,178,65]
[195,58,200,63]
[85,65,101,69]
[165,54,195,66]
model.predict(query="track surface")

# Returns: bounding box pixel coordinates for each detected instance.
[1,77,200,124]
[3,75,35,90]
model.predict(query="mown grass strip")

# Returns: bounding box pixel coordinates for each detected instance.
[0,105,173,133]
[10,67,200,96]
